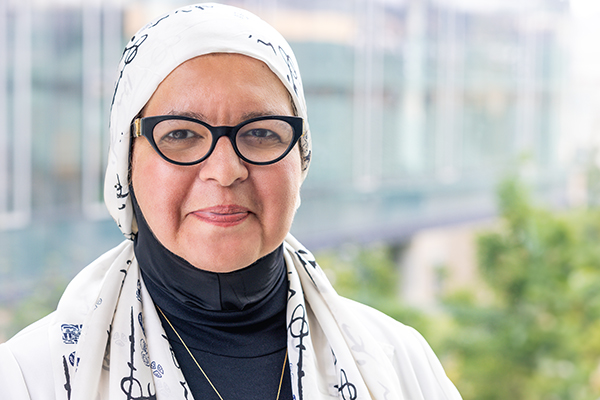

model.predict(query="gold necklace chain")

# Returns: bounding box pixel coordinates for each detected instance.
[156,306,288,400]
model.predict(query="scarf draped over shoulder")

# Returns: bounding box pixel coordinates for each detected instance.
[4,234,460,400]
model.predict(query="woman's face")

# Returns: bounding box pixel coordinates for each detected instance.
[131,54,302,272]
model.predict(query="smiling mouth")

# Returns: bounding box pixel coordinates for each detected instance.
[192,205,250,226]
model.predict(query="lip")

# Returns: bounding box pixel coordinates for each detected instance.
[191,205,250,227]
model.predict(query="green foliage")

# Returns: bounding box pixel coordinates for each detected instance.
[443,177,600,400]
[317,177,600,400]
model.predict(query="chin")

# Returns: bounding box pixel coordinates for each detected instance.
[189,253,258,273]
[182,237,263,273]
[174,217,288,272]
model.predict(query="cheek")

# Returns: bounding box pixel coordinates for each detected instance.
[131,142,191,227]
[256,155,302,231]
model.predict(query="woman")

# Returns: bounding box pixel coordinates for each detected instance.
[0,4,462,400]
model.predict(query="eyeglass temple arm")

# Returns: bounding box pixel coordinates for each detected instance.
[132,118,142,138]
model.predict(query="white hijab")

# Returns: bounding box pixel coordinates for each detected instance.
[42,4,461,400]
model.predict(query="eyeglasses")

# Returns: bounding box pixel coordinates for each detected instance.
[131,114,304,166]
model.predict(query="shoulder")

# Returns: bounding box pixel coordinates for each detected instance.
[340,297,462,399]
[0,314,54,399]
[339,297,429,356]
[56,240,134,316]
[339,297,423,344]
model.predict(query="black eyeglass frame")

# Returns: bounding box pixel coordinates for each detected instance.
[131,114,304,166]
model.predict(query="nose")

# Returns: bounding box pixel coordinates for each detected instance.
[198,137,248,186]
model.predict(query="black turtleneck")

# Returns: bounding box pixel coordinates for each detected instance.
[132,193,292,400]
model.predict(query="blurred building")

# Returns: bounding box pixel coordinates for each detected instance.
[0,0,575,304]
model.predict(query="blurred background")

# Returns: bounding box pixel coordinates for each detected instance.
[2,0,600,398]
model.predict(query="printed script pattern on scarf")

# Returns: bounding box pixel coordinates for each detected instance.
[47,234,431,400]
[105,3,312,240]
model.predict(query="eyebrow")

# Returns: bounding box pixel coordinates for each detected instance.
[167,110,207,120]
[165,109,285,125]
[240,110,282,120]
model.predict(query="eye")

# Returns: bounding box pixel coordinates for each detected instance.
[165,129,196,141]
[152,119,210,156]
[240,128,281,141]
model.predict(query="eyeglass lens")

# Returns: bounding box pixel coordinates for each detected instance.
[152,118,295,164]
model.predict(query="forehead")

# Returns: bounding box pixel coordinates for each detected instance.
[143,53,294,119]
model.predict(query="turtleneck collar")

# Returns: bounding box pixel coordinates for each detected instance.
[131,190,285,312]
